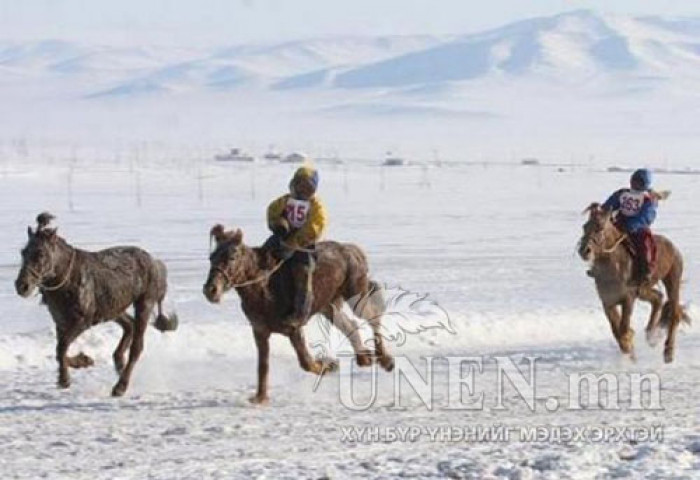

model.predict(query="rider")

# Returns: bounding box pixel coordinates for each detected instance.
[601,168,658,284]
[265,166,327,323]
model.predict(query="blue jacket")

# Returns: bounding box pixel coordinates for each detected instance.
[603,188,657,233]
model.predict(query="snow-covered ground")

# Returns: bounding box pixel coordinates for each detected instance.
[0,158,699,478]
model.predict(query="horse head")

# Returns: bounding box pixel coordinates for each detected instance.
[15,212,64,297]
[203,224,245,303]
[578,202,614,262]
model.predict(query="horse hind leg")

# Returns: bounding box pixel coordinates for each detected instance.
[321,301,372,367]
[661,257,684,363]
[112,299,153,397]
[638,286,664,347]
[350,281,394,372]
[113,313,134,374]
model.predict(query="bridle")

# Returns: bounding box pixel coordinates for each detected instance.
[25,250,76,292]
[583,215,628,257]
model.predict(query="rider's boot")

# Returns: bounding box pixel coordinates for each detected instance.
[288,261,314,325]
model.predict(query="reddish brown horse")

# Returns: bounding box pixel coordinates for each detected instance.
[578,203,690,362]
[203,225,394,404]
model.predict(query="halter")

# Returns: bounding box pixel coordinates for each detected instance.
[26,250,77,292]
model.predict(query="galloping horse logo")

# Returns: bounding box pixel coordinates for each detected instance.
[310,284,455,391]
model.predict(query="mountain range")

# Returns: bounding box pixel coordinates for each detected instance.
[2,10,699,99]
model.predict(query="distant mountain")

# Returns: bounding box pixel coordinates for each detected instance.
[332,10,700,88]
[1,10,699,100]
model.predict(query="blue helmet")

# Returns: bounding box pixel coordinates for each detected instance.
[630,168,652,190]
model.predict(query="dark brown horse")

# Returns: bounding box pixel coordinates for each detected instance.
[203,225,394,404]
[578,203,690,362]
[14,213,177,396]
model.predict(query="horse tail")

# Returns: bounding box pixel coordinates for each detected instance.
[154,303,179,332]
[353,280,385,321]
[659,241,686,329]
[153,259,178,332]
[681,304,692,326]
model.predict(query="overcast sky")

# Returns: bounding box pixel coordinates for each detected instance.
[1,0,699,46]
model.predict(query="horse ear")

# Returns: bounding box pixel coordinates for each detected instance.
[583,202,601,216]
[231,229,243,245]
[210,224,226,244]
[27,226,34,239]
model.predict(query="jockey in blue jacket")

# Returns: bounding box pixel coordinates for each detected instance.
[602,168,658,283]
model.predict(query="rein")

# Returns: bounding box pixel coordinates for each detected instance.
[600,233,628,255]
[30,250,77,292]
[215,258,286,289]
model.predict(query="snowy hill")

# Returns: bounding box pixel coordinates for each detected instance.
[2,10,699,97]
[1,10,699,161]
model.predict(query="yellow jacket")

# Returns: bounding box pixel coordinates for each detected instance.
[267,194,327,249]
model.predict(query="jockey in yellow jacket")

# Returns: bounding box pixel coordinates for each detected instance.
[265,166,327,323]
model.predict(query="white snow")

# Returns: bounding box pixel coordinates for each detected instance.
[0,159,698,478]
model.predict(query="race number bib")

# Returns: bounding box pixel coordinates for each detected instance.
[285,198,310,229]
[619,190,647,217]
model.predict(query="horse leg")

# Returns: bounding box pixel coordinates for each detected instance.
[55,321,86,389]
[112,299,152,397]
[250,327,271,404]
[638,286,664,347]
[113,313,134,374]
[603,304,622,350]
[351,282,394,371]
[321,301,372,367]
[289,328,338,375]
[619,297,636,358]
[662,263,684,363]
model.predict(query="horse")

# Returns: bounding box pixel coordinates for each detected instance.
[202,225,394,404]
[14,213,178,396]
[578,203,690,362]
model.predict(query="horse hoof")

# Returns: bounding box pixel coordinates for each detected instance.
[76,352,94,368]
[321,359,339,374]
[249,395,269,405]
[57,378,71,389]
[645,329,661,347]
[379,356,395,372]
[356,352,373,367]
[664,349,674,364]
[111,383,127,397]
